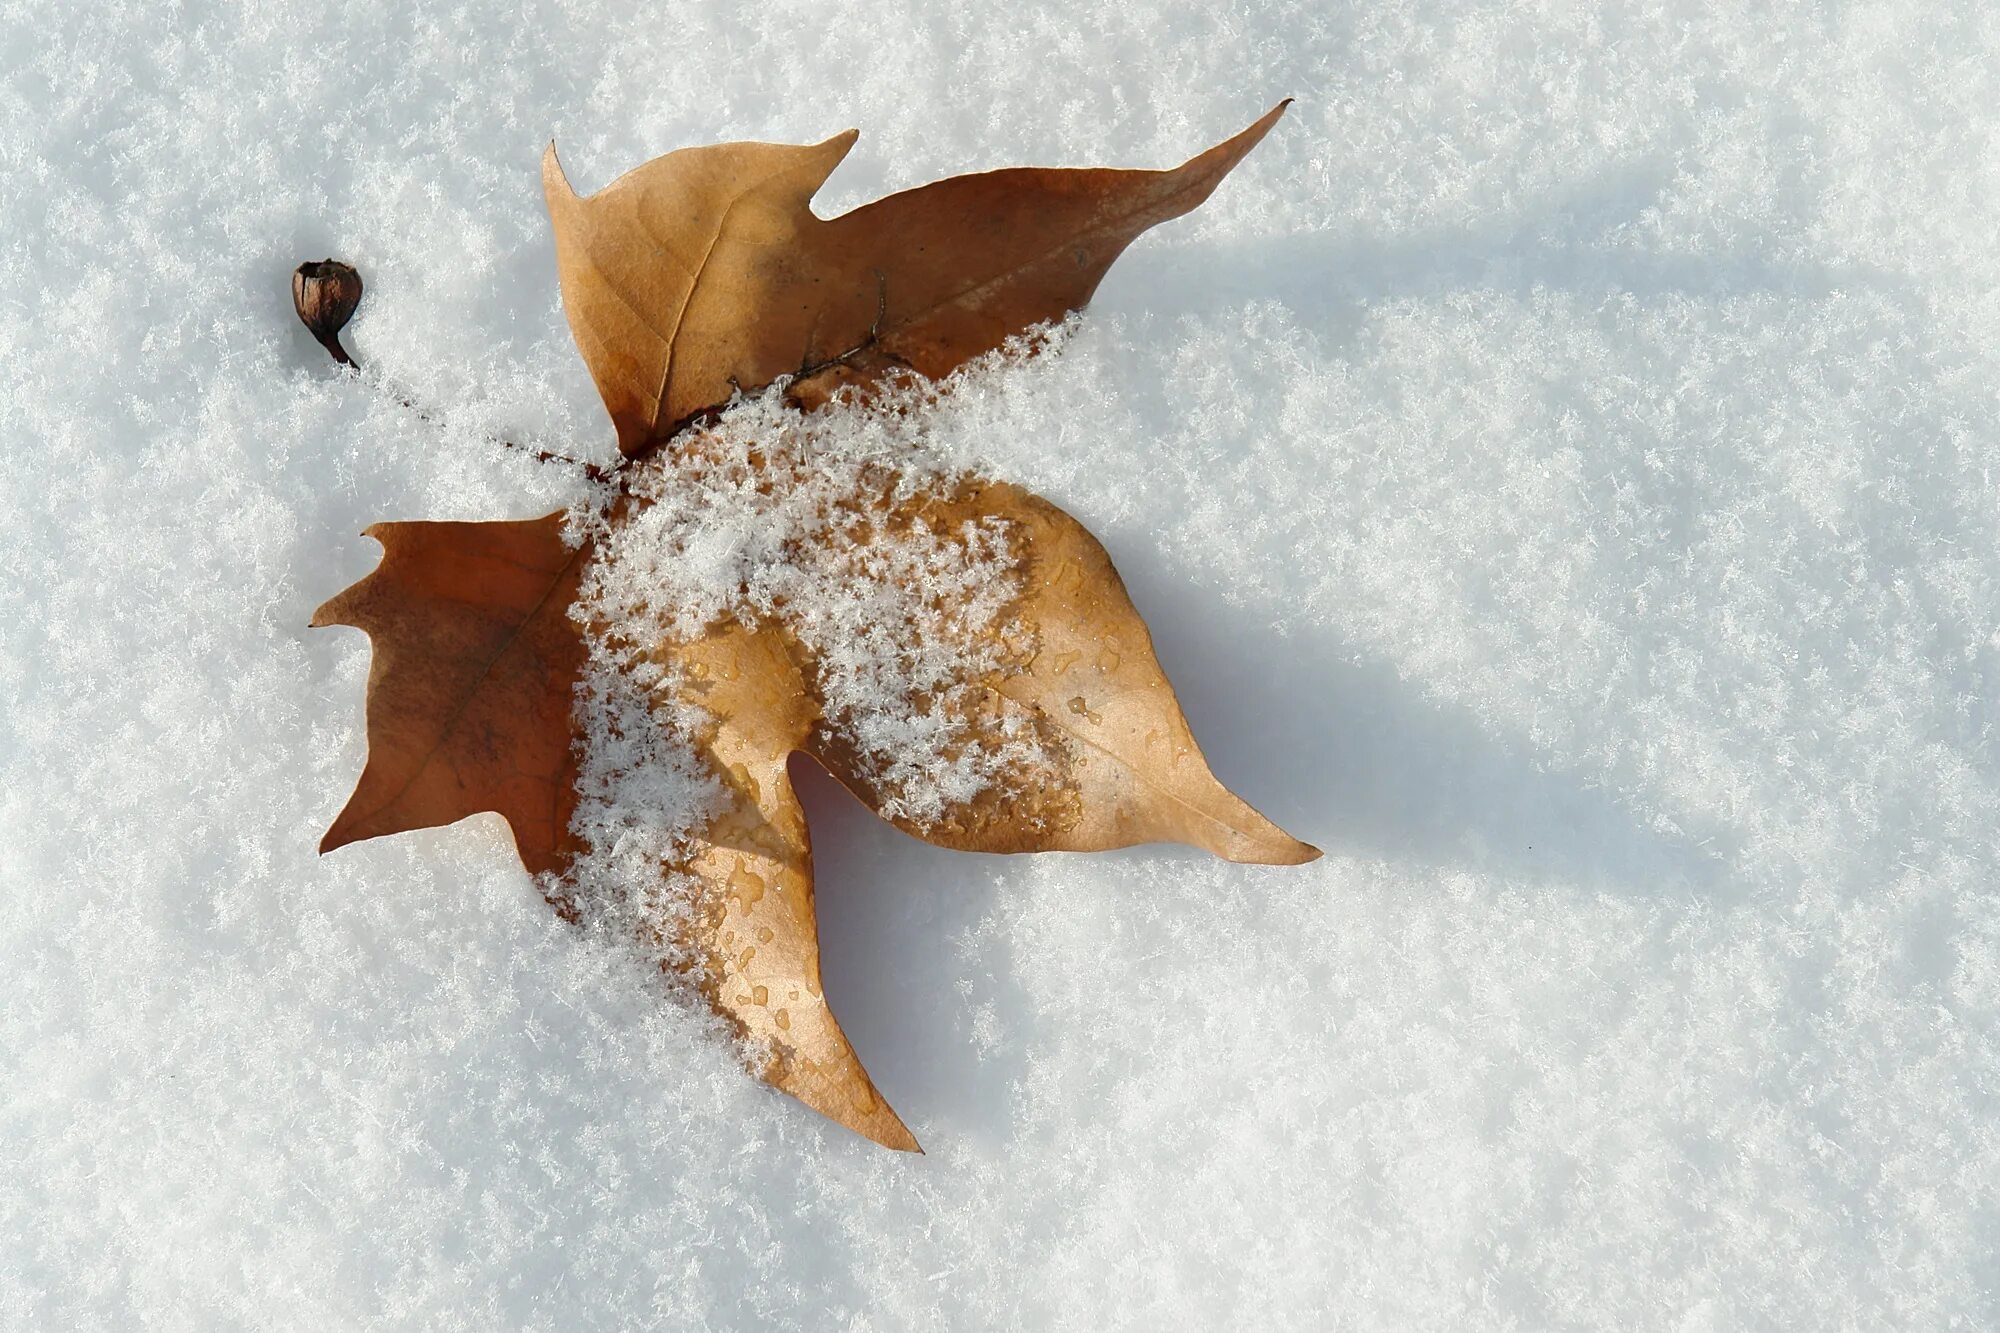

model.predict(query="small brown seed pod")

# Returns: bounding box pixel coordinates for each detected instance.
[293,259,364,366]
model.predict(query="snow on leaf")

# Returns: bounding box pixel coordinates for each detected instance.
[805,478,1319,864]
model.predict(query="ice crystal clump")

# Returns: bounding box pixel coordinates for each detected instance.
[559,371,1051,943]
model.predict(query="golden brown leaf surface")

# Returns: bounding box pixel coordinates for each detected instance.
[543,101,1290,456]
[805,481,1318,864]
[649,621,917,1151]
[318,108,1306,1151]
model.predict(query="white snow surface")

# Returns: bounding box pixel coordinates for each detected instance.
[5,1,2000,1327]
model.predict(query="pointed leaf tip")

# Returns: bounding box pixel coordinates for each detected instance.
[542,142,574,202]
[1257,837,1322,867]
[1204,99,1290,165]
[853,1106,921,1153]
[309,583,357,629]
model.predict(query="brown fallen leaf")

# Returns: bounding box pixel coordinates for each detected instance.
[542,100,1291,456]
[315,105,1312,1152]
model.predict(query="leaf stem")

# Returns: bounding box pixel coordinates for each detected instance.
[313,338,614,485]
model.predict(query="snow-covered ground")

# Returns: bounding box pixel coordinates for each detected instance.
[7,1,2000,1327]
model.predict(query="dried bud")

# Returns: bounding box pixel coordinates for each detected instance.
[293,259,363,366]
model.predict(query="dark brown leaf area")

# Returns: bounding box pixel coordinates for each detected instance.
[313,514,587,877]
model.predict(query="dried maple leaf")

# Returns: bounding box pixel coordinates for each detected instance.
[541,100,1292,455]
[316,104,1312,1151]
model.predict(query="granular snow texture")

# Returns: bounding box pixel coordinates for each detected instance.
[5,1,2000,1328]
